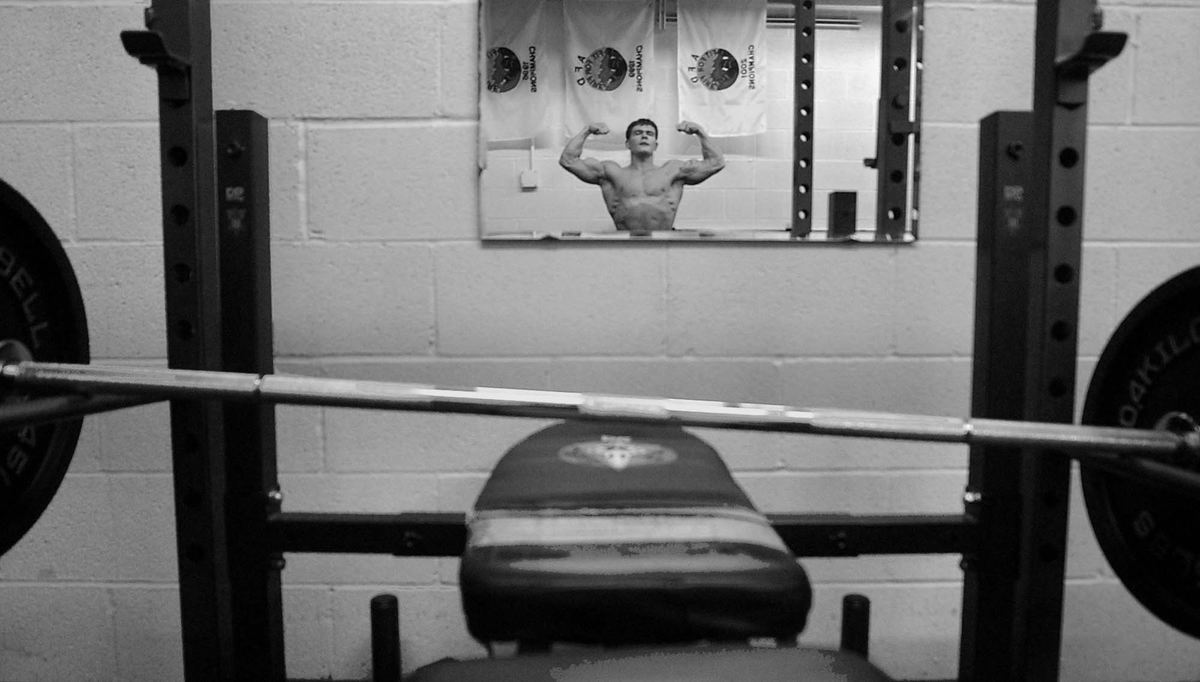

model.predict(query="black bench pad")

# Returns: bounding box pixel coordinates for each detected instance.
[460,421,812,645]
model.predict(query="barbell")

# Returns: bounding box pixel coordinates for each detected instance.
[2,181,1200,640]
[0,345,1196,462]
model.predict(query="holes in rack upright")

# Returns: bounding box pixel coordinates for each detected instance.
[167,146,189,167]
[1050,320,1072,342]
[1056,205,1078,227]
[1053,263,1075,284]
[175,319,196,340]
[170,205,190,226]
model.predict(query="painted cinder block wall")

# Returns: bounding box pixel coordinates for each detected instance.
[2,0,1200,679]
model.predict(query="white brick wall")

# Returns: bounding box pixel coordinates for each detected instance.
[2,0,1200,680]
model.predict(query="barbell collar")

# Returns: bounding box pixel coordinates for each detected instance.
[0,359,1192,462]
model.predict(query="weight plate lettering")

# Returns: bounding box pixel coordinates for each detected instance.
[0,178,89,557]
[1081,265,1200,638]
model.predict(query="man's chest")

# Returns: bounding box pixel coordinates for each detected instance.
[609,167,679,197]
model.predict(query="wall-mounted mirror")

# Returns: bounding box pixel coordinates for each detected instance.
[479,0,922,242]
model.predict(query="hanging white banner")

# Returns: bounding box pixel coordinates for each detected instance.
[563,0,656,142]
[481,0,557,141]
[677,0,767,137]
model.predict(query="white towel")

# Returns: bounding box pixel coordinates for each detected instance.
[677,0,767,137]
[563,0,657,144]
[481,0,558,141]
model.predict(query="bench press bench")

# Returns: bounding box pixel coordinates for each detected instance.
[409,421,895,680]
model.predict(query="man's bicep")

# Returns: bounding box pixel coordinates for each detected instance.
[679,159,723,185]
[561,157,607,184]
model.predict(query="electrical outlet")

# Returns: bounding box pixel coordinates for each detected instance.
[520,169,539,190]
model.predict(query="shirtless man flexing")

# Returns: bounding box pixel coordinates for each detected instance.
[559,119,725,231]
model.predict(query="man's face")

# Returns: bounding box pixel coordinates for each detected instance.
[627,125,658,153]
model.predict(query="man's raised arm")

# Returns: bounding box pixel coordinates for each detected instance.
[676,121,725,185]
[559,123,610,184]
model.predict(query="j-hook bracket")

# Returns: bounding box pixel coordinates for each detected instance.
[1056,30,1127,107]
[120,7,192,104]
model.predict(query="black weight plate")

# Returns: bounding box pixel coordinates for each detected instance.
[1081,265,1200,638]
[0,178,89,557]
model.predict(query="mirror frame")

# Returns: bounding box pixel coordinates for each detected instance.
[479,0,924,243]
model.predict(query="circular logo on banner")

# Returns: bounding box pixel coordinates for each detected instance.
[487,47,523,93]
[695,48,740,91]
[557,435,677,471]
[580,47,628,91]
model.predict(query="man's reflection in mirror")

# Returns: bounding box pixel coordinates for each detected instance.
[559,118,725,231]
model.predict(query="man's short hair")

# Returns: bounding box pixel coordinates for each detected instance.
[625,118,658,140]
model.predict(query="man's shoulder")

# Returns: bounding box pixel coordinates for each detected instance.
[580,158,621,179]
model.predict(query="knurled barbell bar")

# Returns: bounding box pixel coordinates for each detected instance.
[0,343,1195,465]
[3,183,1200,639]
